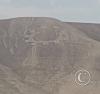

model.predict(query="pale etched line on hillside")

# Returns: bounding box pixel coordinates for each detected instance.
[2,39,7,48]
[22,53,31,66]
[1,31,8,48]
[14,34,18,48]
[9,47,15,55]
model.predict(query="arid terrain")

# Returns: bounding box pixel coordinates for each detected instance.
[0,17,100,94]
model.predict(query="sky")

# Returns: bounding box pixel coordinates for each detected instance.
[0,0,100,23]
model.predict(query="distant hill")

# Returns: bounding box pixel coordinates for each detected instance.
[0,17,100,94]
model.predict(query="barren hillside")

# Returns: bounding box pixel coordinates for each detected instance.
[0,17,100,94]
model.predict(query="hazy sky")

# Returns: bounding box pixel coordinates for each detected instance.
[0,0,100,23]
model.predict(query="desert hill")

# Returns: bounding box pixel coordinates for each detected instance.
[0,17,100,94]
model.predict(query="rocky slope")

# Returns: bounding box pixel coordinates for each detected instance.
[0,17,100,94]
